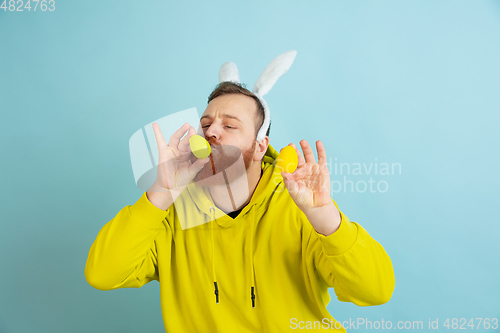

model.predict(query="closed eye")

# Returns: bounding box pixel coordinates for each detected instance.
[201,125,236,129]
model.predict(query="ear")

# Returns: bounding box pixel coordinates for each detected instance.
[219,61,240,83]
[253,136,270,162]
[252,50,297,141]
[252,50,297,96]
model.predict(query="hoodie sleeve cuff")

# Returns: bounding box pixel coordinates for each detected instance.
[128,192,169,230]
[315,210,358,256]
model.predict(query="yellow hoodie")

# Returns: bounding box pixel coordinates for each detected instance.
[85,144,395,332]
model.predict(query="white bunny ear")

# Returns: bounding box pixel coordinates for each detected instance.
[219,61,241,83]
[252,50,297,96]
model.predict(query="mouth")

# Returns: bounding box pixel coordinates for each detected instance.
[191,144,244,181]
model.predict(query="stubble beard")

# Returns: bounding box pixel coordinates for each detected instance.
[191,140,256,187]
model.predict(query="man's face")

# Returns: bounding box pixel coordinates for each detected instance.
[200,93,259,169]
[190,93,260,186]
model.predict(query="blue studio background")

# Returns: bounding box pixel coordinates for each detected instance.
[1,1,499,332]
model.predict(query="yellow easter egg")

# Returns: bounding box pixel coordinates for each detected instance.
[276,146,298,174]
[189,135,211,159]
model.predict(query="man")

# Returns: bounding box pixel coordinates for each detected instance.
[85,55,395,332]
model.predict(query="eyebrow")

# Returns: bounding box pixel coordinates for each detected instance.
[200,114,242,123]
[200,113,243,124]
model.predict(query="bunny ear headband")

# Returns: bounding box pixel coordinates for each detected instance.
[218,50,297,141]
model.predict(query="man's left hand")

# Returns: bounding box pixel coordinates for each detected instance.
[281,140,341,236]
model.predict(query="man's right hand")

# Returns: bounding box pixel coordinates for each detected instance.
[146,122,210,210]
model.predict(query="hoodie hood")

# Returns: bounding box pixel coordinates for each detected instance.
[177,143,282,308]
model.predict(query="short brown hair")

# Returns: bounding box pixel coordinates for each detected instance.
[207,81,270,138]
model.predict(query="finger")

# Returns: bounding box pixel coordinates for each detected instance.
[288,143,305,167]
[168,123,190,148]
[178,126,196,152]
[316,140,327,165]
[282,172,298,196]
[300,140,316,164]
[187,157,210,179]
[316,140,329,176]
[152,123,168,151]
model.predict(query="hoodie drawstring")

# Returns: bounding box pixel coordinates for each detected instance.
[208,206,257,308]
[209,207,219,304]
[250,208,256,308]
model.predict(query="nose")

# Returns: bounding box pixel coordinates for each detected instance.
[204,122,222,144]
